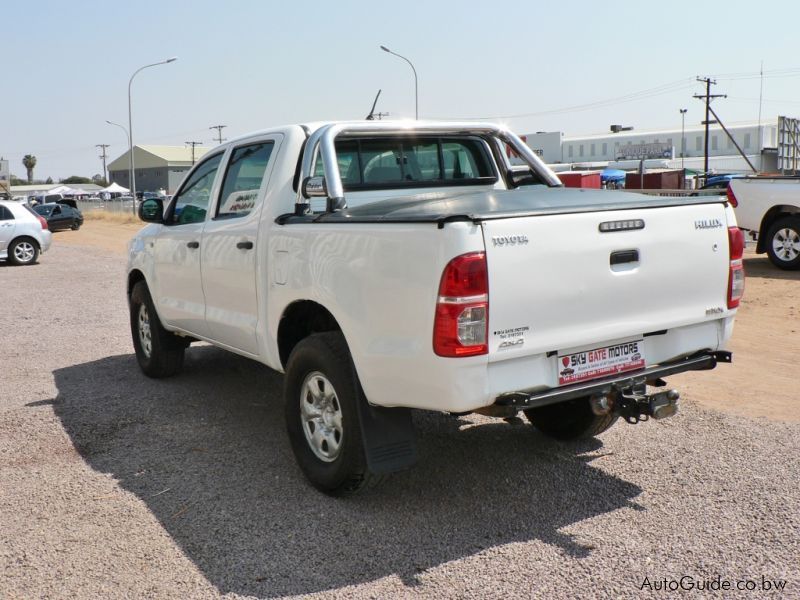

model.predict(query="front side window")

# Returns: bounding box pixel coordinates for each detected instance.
[217,142,274,219]
[169,153,223,225]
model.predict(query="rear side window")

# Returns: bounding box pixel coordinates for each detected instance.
[313,136,496,190]
[216,141,274,219]
[0,206,13,220]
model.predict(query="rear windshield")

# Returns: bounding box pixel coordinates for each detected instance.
[313,136,497,191]
[33,205,53,216]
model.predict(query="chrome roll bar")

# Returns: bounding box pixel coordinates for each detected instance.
[296,121,562,214]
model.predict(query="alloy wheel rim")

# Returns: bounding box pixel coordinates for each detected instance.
[14,242,34,263]
[300,371,343,462]
[773,228,800,262]
[138,304,152,358]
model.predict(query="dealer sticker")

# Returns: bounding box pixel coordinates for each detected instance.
[558,339,645,385]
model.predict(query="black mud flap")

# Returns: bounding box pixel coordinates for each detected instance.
[355,397,417,475]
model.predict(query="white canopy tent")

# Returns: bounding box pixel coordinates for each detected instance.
[101,182,130,194]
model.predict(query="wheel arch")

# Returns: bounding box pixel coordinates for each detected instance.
[757,205,800,253]
[10,235,41,250]
[127,269,146,300]
[277,300,343,369]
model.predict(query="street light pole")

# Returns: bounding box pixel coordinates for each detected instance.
[679,108,687,171]
[380,45,418,119]
[105,121,131,187]
[128,57,177,213]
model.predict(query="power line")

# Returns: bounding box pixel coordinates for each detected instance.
[693,77,726,176]
[96,144,110,182]
[434,77,696,121]
[209,124,227,145]
[185,141,202,165]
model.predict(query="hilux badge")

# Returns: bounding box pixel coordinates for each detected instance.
[695,218,723,230]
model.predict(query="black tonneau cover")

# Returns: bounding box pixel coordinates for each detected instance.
[296,187,728,226]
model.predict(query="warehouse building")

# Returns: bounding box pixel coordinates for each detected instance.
[522,120,784,174]
[107,145,210,194]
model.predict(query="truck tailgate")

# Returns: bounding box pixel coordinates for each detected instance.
[482,202,731,361]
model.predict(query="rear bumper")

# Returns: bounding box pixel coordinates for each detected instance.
[40,230,52,253]
[495,350,730,410]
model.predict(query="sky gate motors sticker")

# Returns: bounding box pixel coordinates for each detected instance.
[558,340,645,385]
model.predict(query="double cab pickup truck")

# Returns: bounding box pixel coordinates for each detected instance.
[728,176,800,269]
[127,121,742,495]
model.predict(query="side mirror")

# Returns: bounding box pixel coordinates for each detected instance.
[139,198,164,223]
[301,176,328,199]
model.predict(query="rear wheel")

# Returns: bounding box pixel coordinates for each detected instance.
[765,216,800,270]
[284,332,382,496]
[523,396,617,441]
[129,281,185,377]
[8,238,39,266]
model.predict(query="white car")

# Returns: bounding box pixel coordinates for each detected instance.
[127,121,741,495]
[728,177,800,269]
[0,200,52,265]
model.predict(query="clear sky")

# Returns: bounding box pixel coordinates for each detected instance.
[4,0,800,180]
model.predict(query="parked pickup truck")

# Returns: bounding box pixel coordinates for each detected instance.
[728,176,800,269]
[127,121,742,495]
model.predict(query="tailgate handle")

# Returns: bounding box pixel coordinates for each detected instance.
[610,249,639,265]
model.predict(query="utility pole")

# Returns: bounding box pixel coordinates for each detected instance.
[185,141,202,165]
[694,77,726,179]
[209,124,227,145]
[96,144,110,183]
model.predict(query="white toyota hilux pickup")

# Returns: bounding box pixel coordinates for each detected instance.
[127,121,743,495]
[728,176,800,269]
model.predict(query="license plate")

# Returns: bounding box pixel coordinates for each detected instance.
[558,339,645,385]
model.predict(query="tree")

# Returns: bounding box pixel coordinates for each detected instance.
[60,175,92,184]
[45,177,53,184]
[10,175,26,186]
[22,155,37,184]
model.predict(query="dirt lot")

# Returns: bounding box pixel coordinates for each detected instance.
[1,222,798,599]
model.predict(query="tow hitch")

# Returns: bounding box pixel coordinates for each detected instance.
[590,384,680,424]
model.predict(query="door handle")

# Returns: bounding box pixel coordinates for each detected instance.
[610,249,639,265]
[236,241,253,250]
[187,241,200,249]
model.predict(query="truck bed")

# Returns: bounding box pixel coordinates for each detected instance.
[303,187,729,224]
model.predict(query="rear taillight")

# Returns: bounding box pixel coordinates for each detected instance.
[726,184,738,207]
[727,226,745,309]
[37,216,48,230]
[433,252,489,357]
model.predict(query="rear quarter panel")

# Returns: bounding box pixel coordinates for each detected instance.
[266,221,490,409]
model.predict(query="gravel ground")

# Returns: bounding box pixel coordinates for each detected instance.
[1,242,799,599]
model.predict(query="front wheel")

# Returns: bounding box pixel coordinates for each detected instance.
[284,332,382,496]
[765,216,800,270]
[8,238,39,266]
[524,396,617,441]
[129,281,185,377]
[71,221,81,231]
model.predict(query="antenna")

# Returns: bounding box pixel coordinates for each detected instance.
[366,89,382,120]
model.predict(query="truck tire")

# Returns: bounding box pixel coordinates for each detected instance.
[129,281,185,378]
[523,396,617,441]
[8,237,39,266]
[284,332,383,496]
[765,216,800,270]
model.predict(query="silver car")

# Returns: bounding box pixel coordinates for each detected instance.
[0,200,53,265]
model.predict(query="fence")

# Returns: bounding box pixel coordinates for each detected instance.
[75,199,138,215]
